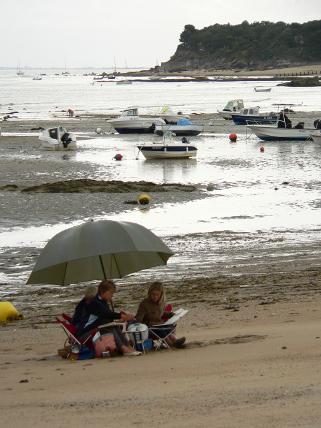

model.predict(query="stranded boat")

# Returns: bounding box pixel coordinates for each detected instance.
[137,133,197,160]
[217,99,244,120]
[154,118,203,137]
[247,106,313,141]
[107,107,165,134]
[39,127,77,150]
[231,106,277,125]
[254,87,272,93]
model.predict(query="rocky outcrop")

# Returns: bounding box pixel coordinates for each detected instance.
[0,179,196,193]
[161,21,321,72]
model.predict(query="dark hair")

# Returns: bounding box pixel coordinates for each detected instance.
[98,280,116,295]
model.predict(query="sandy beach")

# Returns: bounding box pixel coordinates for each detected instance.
[1,108,321,426]
[1,277,321,428]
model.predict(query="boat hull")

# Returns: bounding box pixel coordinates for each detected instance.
[247,125,313,141]
[254,88,272,92]
[40,141,77,151]
[108,118,165,134]
[137,145,197,159]
[155,124,202,136]
[232,114,277,125]
[217,110,235,120]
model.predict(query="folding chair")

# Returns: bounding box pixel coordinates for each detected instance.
[149,308,189,350]
[56,316,94,350]
[149,323,177,350]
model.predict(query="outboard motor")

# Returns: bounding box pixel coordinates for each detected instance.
[314,119,321,129]
[294,122,304,129]
[61,132,72,148]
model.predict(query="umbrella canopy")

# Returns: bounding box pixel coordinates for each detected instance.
[27,220,173,285]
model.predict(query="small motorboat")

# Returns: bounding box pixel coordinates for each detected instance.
[247,106,313,141]
[32,76,42,81]
[39,126,77,150]
[137,133,197,160]
[254,87,272,92]
[217,99,244,120]
[247,124,312,141]
[231,106,277,125]
[107,107,165,134]
[155,118,203,136]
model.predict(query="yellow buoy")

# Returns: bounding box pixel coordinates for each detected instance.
[0,302,22,322]
[137,193,151,206]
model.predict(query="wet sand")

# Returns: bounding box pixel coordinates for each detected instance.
[1,114,321,426]
[1,281,321,428]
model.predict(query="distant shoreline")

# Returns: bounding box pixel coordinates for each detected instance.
[124,63,321,81]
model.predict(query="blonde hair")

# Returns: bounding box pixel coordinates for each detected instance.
[84,285,97,300]
[148,282,165,310]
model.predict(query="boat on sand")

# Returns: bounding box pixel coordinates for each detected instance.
[137,132,197,160]
[107,108,165,134]
[39,127,77,150]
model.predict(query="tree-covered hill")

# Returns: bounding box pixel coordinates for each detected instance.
[161,21,321,71]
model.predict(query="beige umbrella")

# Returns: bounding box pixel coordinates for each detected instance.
[27,220,173,285]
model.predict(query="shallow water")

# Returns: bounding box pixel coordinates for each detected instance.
[2,69,321,120]
[1,133,321,245]
[1,71,321,296]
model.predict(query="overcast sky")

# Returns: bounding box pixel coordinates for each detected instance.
[1,0,321,68]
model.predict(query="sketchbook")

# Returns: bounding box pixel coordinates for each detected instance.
[152,308,189,327]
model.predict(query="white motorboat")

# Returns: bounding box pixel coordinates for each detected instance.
[247,124,312,141]
[247,105,313,141]
[254,87,272,93]
[155,118,203,136]
[39,126,77,150]
[107,107,165,134]
[217,99,244,120]
[33,75,42,81]
[137,133,197,160]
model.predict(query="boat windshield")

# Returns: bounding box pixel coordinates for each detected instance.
[241,107,259,115]
[224,99,244,111]
[122,108,138,117]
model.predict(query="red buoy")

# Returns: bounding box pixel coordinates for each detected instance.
[229,133,237,142]
[260,146,265,153]
[114,153,123,161]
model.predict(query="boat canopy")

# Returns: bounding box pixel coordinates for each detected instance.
[223,99,244,111]
[177,118,192,126]
[239,106,260,115]
[121,108,138,116]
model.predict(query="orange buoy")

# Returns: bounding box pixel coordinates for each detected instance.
[229,133,237,142]
[114,153,123,161]
[260,146,265,152]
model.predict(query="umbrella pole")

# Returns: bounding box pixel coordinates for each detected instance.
[99,255,107,280]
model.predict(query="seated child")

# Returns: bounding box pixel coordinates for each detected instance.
[136,282,186,348]
[72,285,97,328]
[76,280,140,356]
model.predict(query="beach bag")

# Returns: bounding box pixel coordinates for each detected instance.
[93,332,117,357]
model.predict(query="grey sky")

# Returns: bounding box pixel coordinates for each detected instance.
[1,0,321,68]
